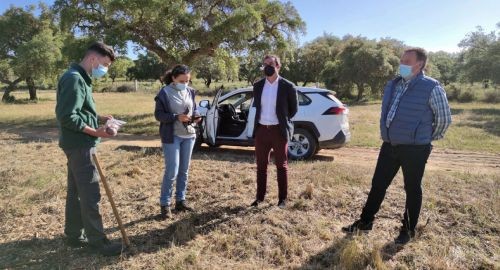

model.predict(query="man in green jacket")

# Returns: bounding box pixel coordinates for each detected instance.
[55,42,123,256]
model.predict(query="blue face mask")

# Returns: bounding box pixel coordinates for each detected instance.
[92,64,108,79]
[399,64,413,80]
[174,83,188,91]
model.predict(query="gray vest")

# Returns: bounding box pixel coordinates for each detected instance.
[380,73,438,145]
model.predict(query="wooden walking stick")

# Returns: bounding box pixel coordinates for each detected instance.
[92,153,131,247]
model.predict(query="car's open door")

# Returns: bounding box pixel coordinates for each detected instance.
[246,98,256,138]
[205,89,222,145]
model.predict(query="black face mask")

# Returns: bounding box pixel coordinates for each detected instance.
[263,65,276,77]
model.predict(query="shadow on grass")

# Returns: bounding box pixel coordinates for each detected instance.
[113,113,157,136]
[0,205,255,269]
[450,108,464,115]
[0,112,156,143]
[456,108,500,136]
[0,121,59,143]
[297,234,404,270]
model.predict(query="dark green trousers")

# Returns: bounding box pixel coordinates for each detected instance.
[63,147,106,243]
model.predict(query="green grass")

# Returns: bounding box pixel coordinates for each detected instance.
[347,101,500,153]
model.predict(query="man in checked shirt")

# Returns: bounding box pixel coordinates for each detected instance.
[342,48,452,245]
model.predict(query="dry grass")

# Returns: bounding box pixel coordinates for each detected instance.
[0,90,499,269]
[0,133,498,269]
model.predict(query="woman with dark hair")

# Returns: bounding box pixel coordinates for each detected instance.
[154,64,201,219]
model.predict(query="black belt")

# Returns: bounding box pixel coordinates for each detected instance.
[259,124,279,129]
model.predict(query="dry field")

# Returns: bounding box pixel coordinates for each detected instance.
[0,91,499,269]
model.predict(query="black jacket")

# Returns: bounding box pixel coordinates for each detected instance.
[252,77,298,140]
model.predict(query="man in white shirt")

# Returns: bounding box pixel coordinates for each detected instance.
[250,55,298,209]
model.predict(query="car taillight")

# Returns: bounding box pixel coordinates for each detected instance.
[322,106,345,115]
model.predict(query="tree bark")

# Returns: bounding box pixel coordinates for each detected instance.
[206,77,212,88]
[356,83,365,101]
[1,77,23,102]
[27,77,37,100]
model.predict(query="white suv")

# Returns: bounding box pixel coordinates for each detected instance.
[196,87,350,160]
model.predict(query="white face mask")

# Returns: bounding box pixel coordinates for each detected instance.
[92,63,108,79]
[399,64,413,80]
[173,82,188,91]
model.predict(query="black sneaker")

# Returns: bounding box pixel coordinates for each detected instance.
[395,228,415,245]
[89,238,124,256]
[250,199,263,207]
[175,201,194,212]
[277,199,287,209]
[66,236,88,247]
[341,219,373,233]
[159,205,172,220]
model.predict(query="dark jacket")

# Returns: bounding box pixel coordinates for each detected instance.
[154,86,198,144]
[55,63,100,149]
[380,72,438,145]
[252,77,299,140]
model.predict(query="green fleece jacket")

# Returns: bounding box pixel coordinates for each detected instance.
[55,63,100,149]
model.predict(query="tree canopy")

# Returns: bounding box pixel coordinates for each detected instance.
[53,0,305,67]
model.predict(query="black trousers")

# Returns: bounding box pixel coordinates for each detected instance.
[360,142,432,231]
[63,147,106,243]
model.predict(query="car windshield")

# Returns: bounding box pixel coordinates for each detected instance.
[220,92,253,111]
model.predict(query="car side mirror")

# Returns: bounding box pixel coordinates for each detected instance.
[199,100,210,108]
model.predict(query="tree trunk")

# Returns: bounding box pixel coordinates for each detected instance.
[206,77,212,88]
[356,83,365,101]
[27,77,37,100]
[302,81,308,87]
[2,84,16,102]
[1,77,23,102]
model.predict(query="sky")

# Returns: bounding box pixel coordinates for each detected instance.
[1,0,499,57]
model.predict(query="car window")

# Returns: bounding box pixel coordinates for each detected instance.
[298,92,312,106]
[220,92,254,110]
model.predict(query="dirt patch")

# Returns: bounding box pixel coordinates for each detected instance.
[4,127,499,174]
[104,137,500,174]
[321,146,500,174]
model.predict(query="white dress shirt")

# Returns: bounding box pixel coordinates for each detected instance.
[259,76,280,125]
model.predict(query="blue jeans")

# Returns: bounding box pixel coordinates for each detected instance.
[160,136,196,206]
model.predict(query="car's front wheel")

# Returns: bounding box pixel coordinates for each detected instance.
[288,128,317,160]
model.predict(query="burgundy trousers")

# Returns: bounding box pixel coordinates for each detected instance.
[254,124,289,201]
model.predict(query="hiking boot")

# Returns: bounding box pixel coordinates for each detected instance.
[395,227,415,245]
[160,205,172,220]
[250,199,263,207]
[65,236,88,247]
[175,201,194,212]
[89,238,124,256]
[341,219,373,233]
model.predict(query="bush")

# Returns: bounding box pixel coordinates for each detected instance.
[116,84,136,93]
[482,90,500,103]
[2,95,16,103]
[100,86,113,92]
[457,90,475,102]
[446,84,461,101]
[446,84,478,103]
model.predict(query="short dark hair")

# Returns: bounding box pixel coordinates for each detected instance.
[404,47,427,71]
[86,42,116,62]
[161,64,191,85]
[263,54,281,67]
